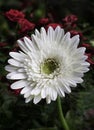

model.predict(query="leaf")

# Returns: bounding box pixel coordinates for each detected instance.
[29,127,58,130]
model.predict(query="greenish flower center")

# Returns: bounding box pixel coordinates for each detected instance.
[41,58,59,75]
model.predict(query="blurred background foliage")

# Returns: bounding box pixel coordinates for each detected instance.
[0,0,94,130]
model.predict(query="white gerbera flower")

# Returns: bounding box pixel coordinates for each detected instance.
[5,26,90,104]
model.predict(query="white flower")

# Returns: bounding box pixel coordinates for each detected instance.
[5,26,90,104]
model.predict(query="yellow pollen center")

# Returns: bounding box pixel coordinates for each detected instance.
[41,58,59,75]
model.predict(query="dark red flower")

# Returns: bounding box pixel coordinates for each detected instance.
[62,14,78,28]
[5,9,25,22]
[63,14,78,23]
[18,18,35,33]
[38,18,49,25]
[70,30,84,39]
[13,89,21,95]
[8,83,21,95]
[46,23,62,29]
[0,42,7,47]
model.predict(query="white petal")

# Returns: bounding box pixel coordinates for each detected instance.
[7,72,27,80]
[24,37,33,51]
[46,96,51,104]
[17,68,25,72]
[9,52,25,61]
[81,62,90,67]
[5,65,17,72]
[25,96,33,103]
[21,86,32,94]
[79,67,89,73]
[8,59,22,67]
[62,81,71,93]
[51,89,57,101]
[41,88,46,98]
[47,26,54,42]
[24,91,31,98]
[56,86,65,97]
[77,47,86,54]
[72,71,84,77]
[33,95,41,104]
[17,40,29,53]
[58,78,71,94]
[40,27,47,41]
[31,88,41,96]
[71,35,79,48]
[73,78,83,83]
[67,79,77,87]
[35,29,40,38]
[55,26,64,42]
[54,78,65,97]
[11,80,28,89]
[44,87,57,101]
[61,32,70,45]
[31,34,42,50]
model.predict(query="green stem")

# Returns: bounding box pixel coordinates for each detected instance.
[57,96,70,130]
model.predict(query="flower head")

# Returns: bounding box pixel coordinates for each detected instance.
[38,18,49,25]
[62,14,78,28]
[70,30,83,39]
[63,15,78,23]
[5,26,90,104]
[18,18,35,33]
[5,9,25,22]
[0,42,7,47]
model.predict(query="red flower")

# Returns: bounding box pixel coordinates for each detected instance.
[70,30,84,39]
[38,18,49,25]
[13,89,21,95]
[18,18,35,33]
[0,42,7,47]
[62,14,78,28]
[46,23,62,29]
[5,9,25,22]
[8,85,21,95]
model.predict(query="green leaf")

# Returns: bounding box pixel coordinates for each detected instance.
[29,127,58,130]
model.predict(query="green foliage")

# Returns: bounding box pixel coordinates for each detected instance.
[65,71,94,130]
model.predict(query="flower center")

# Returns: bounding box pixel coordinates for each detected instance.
[41,58,59,75]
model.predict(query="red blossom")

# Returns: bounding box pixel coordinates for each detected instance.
[13,89,21,95]
[70,30,84,39]
[8,85,21,95]
[62,14,78,28]
[38,18,49,25]
[18,18,35,33]
[0,42,7,47]
[5,9,25,22]
[46,23,62,29]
